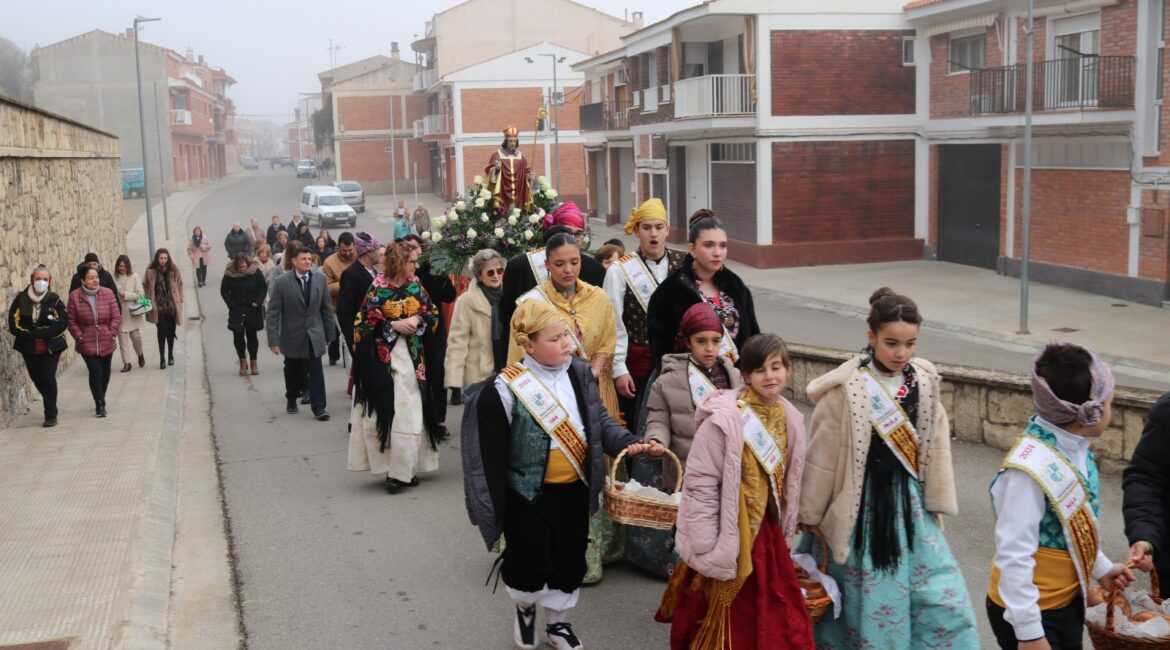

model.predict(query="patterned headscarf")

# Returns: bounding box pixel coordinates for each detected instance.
[1031,345,1116,426]
[353,231,382,257]
[625,198,667,234]
[543,201,585,230]
[511,299,568,347]
[675,303,723,351]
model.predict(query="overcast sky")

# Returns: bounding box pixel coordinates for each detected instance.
[3,0,689,123]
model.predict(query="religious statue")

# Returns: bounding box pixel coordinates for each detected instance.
[485,125,533,212]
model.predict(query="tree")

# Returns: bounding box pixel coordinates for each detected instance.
[0,36,33,103]
[312,101,333,156]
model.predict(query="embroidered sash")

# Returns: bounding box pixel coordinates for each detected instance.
[738,401,784,512]
[1002,436,1101,597]
[860,369,921,479]
[527,248,549,285]
[617,253,658,312]
[502,363,588,481]
[687,362,718,406]
[718,329,739,363]
[515,287,587,359]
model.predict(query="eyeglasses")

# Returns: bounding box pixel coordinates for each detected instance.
[483,268,503,278]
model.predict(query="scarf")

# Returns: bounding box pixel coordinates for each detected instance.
[1031,346,1116,426]
[81,285,100,323]
[25,286,46,322]
[479,282,503,341]
[192,235,202,248]
[854,346,918,572]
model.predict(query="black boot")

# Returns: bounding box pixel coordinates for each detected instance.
[96,401,107,418]
[159,342,167,369]
[450,388,463,405]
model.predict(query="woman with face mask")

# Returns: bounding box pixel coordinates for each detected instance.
[7,265,69,427]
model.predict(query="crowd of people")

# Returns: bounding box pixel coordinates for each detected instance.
[8,197,1170,650]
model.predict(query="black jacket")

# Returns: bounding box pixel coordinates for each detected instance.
[337,260,376,350]
[1123,391,1170,597]
[494,251,608,370]
[68,264,122,312]
[266,224,286,247]
[7,287,69,355]
[219,263,267,332]
[646,255,760,370]
[224,229,252,258]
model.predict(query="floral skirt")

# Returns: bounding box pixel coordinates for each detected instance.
[813,482,978,650]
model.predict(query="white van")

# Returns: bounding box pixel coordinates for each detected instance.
[300,185,356,228]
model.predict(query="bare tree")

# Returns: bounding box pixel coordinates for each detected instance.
[0,36,33,103]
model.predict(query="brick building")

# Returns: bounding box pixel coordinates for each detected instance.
[409,0,642,201]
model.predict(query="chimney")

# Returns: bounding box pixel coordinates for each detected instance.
[631,11,644,28]
[125,28,133,38]
[198,54,205,65]
[391,41,400,60]
[185,47,195,62]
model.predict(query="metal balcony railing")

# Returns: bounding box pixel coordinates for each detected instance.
[417,114,448,136]
[579,100,629,130]
[413,69,438,93]
[674,74,756,118]
[171,109,192,126]
[969,55,1135,115]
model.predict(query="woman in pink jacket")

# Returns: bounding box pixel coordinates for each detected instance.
[67,266,121,417]
[657,333,813,649]
[187,226,212,288]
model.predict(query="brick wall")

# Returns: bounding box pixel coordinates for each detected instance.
[711,162,757,242]
[628,46,674,127]
[338,137,431,189]
[1101,0,1138,58]
[337,96,390,131]
[1009,169,1130,275]
[772,30,915,116]
[461,88,541,134]
[1139,188,1170,281]
[772,140,915,242]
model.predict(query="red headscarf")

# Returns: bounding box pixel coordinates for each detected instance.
[543,201,585,230]
[675,303,723,351]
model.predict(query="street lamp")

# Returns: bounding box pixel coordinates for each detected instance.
[527,54,566,190]
[152,80,171,240]
[1019,0,1035,334]
[133,15,161,255]
[386,75,398,210]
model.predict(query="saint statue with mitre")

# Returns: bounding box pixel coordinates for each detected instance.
[485,124,533,212]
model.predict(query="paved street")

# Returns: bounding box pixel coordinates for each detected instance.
[186,170,1147,649]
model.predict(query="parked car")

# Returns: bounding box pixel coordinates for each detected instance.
[240,156,259,170]
[300,185,356,227]
[121,168,145,198]
[278,156,294,168]
[332,180,365,213]
[296,159,318,178]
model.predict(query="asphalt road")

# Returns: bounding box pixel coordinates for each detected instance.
[196,170,1135,649]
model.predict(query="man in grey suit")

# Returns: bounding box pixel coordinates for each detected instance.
[266,242,336,420]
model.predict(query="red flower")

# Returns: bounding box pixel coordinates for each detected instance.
[415,364,427,381]
[376,342,392,364]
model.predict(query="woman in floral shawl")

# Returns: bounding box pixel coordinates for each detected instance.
[348,241,443,493]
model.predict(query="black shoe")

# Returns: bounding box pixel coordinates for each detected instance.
[313,410,330,421]
[160,360,167,369]
[43,416,57,428]
[514,604,537,649]
[137,354,145,368]
[545,622,582,650]
[300,394,310,405]
[329,358,338,366]
[450,388,463,405]
[168,356,175,366]
[96,402,107,418]
[287,402,299,414]
[385,477,407,494]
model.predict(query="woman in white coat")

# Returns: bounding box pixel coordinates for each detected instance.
[444,249,504,397]
[113,255,146,372]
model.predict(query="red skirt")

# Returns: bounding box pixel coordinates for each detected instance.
[657,516,814,650]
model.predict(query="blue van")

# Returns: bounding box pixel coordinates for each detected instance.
[122,168,145,198]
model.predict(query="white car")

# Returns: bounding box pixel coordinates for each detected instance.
[300,185,356,227]
[332,180,365,212]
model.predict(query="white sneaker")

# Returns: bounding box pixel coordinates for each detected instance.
[513,604,537,650]
[545,622,583,650]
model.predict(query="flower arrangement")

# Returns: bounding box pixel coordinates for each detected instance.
[424,175,563,276]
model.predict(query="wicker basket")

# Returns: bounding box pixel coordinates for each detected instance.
[604,448,682,530]
[798,529,835,624]
[1087,565,1168,650]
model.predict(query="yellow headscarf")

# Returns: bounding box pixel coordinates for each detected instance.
[624,198,668,234]
[510,299,568,347]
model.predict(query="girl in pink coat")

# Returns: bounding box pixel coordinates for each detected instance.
[67,266,121,417]
[657,333,813,649]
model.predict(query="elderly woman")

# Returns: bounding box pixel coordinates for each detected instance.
[445,249,504,397]
[7,265,69,427]
[68,266,121,417]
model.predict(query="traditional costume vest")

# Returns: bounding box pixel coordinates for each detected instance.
[502,363,588,501]
[620,249,686,348]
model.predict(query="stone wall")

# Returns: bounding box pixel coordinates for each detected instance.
[0,96,123,425]
[786,343,1163,474]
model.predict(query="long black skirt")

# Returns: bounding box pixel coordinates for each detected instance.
[502,481,590,594]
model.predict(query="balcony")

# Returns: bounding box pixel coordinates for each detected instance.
[969,56,1135,115]
[414,69,438,93]
[413,114,449,139]
[674,74,756,119]
[579,100,629,131]
[171,109,192,126]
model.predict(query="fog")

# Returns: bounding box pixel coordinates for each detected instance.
[2,0,688,123]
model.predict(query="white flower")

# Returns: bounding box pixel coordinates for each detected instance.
[511,207,521,217]
[474,197,485,208]
[507,215,518,226]
[547,189,558,199]
[447,208,457,219]
[507,238,516,245]
[431,232,442,242]
[528,213,541,224]
[455,200,466,210]
[537,208,545,216]
[420,231,431,239]
[537,176,549,185]
[473,174,483,185]
[433,215,447,228]
[448,211,459,223]
[479,189,491,200]
[523,229,534,241]
[494,227,505,238]
[466,227,477,238]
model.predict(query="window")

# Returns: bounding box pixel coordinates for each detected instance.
[710,143,755,163]
[648,52,659,89]
[949,34,985,73]
[903,37,916,66]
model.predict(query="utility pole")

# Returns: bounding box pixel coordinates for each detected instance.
[388,80,398,208]
[530,53,565,189]
[153,80,171,240]
[133,15,161,255]
[1019,0,1035,335]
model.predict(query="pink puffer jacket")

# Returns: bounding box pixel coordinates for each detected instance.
[674,388,807,582]
[67,287,121,357]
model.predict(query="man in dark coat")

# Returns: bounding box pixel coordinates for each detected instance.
[224,222,252,258]
[266,242,336,421]
[266,215,286,247]
[336,232,382,353]
[1124,391,1170,598]
[68,253,122,311]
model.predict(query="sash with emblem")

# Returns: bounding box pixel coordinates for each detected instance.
[738,401,784,512]
[718,330,739,363]
[501,363,588,481]
[617,253,658,312]
[1001,436,1101,596]
[516,287,587,359]
[687,362,718,406]
[860,369,920,479]
[527,248,550,285]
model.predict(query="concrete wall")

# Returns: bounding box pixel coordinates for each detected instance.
[786,343,1162,474]
[0,97,123,425]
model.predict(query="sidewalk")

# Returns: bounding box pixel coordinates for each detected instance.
[0,179,240,649]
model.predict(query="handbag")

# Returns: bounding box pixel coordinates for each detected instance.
[130,297,153,316]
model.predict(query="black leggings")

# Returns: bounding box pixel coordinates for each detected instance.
[22,351,60,417]
[156,313,177,360]
[82,354,113,404]
[196,262,207,284]
[233,327,259,360]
